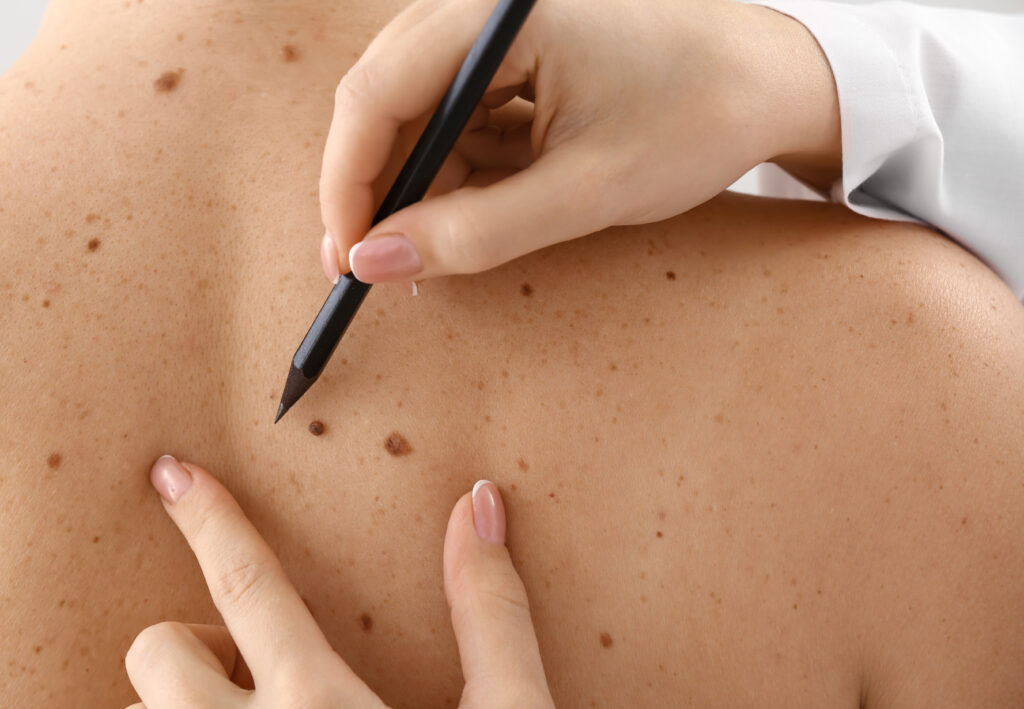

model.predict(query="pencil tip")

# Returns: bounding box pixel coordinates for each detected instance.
[274,403,287,424]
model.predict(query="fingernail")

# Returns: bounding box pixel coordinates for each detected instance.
[471,480,506,545]
[349,235,422,282]
[320,233,340,285]
[404,281,420,296]
[150,455,193,504]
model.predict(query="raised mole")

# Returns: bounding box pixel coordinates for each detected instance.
[154,70,182,93]
[520,283,534,297]
[87,238,101,252]
[666,271,676,281]
[384,432,412,457]
[47,453,62,470]
[359,612,373,632]
[599,632,613,648]
[308,420,325,436]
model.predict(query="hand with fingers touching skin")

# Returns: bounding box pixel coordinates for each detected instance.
[318,0,841,286]
[124,456,554,709]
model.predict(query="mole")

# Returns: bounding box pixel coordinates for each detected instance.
[656,531,663,538]
[92,536,100,544]
[359,612,373,632]
[153,70,182,93]
[666,271,677,281]
[520,283,534,297]
[281,45,299,62]
[308,420,325,436]
[384,432,412,457]
[46,453,62,470]
[599,632,613,648]
[42,300,50,308]
[87,238,101,252]
[517,457,529,471]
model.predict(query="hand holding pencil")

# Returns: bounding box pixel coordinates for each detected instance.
[319,0,842,286]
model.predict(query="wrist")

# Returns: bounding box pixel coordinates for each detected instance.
[736,3,842,190]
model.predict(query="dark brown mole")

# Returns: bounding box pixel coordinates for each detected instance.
[47,453,62,470]
[666,271,676,281]
[520,283,534,297]
[91,536,100,544]
[42,299,50,308]
[154,70,182,93]
[359,612,373,632]
[87,238,101,252]
[599,632,613,648]
[384,432,412,457]
[308,420,325,436]
[656,531,663,538]
[281,45,300,62]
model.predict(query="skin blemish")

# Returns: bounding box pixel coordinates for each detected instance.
[656,531,663,538]
[47,453,62,470]
[359,612,373,632]
[520,283,534,297]
[87,238,101,252]
[42,300,50,308]
[154,70,183,93]
[517,458,529,471]
[308,420,325,436]
[384,432,412,457]
[281,45,300,62]
[85,214,101,224]
[666,271,676,280]
[176,33,185,41]
[599,632,613,648]
[92,536,100,544]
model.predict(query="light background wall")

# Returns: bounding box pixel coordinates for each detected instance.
[2,0,1020,194]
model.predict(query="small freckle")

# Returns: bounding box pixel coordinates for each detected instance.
[599,632,613,648]
[92,536,100,544]
[24,81,35,89]
[713,412,724,424]
[47,453,62,470]
[548,492,555,498]
[33,646,42,654]
[384,432,412,457]
[961,516,968,526]
[281,45,299,62]
[520,283,533,297]
[85,213,101,224]
[42,300,50,308]
[176,32,184,41]
[666,271,676,281]
[656,531,663,538]
[510,483,518,491]
[793,603,798,610]
[359,612,373,632]
[154,70,182,93]
[308,420,325,436]
[517,458,529,471]
[87,238,101,252]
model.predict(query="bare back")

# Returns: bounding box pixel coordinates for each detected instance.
[2,2,1024,707]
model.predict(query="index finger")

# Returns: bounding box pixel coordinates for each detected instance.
[319,0,534,267]
[148,456,335,681]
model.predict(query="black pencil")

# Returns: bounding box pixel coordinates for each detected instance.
[275,0,538,423]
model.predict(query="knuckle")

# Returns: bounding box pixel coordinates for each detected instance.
[334,63,374,111]
[437,192,497,274]
[126,621,186,674]
[213,557,274,608]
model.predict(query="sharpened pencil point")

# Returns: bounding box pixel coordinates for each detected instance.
[274,403,287,424]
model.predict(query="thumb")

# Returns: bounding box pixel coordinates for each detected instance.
[444,481,554,708]
[349,144,614,282]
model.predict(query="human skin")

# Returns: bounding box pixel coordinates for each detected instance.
[2,1,1024,708]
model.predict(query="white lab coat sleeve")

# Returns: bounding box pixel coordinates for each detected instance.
[742,0,1024,303]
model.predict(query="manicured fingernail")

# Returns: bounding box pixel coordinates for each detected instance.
[320,233,340,285]
[404,281,419,296]
[150,455,193,504]
[472,480,506,545]
[349,235,422,282]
